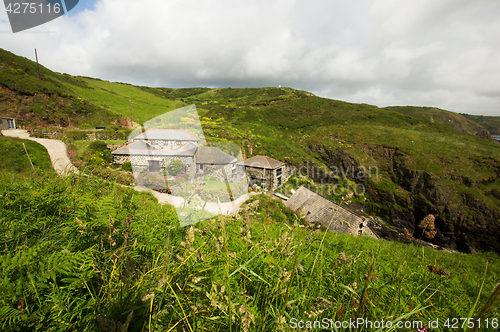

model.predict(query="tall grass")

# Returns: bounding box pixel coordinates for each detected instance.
[0,171,498,331]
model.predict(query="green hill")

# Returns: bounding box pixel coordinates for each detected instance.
[1,47,500,254]
[0,48,122,128]
[461,114,500,135]
[385,106,492,138]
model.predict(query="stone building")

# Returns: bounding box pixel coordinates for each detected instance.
[286,186,376,237]
[196,146,239,182]
[111,129,238,180]
[0,116,16,130]
[236,155,294,190]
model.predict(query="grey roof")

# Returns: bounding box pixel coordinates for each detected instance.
[285,186,375,237]
[236,155,285,169]
[197,146,237,165]
[132,129,199,141]
[111,141,198,157]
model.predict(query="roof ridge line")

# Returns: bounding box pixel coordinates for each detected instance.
[264,155,275,169]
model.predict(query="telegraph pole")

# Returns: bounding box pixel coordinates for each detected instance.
[34,48,40,80]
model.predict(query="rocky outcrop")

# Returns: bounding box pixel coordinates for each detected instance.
[306,143,500,254]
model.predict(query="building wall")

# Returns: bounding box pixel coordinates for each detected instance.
[0,118,16,130]
[241,165,296,190]
[113,155,130,164]
[196,163,237,182]
[149,140,198,150]
[130,155,196,177]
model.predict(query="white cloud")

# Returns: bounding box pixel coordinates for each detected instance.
[1,0,499,115]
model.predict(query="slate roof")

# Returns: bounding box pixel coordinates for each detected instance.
[132,129,199,141]
[111,141,198,157]
[197,146,237,165]
[285,186,376,237]
[236,155,285,169]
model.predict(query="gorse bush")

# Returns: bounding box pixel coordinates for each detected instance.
[0,171,499,331]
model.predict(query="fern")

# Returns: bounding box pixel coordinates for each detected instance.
[0,306,26,329]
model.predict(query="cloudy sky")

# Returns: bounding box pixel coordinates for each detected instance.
[1,0,499,116]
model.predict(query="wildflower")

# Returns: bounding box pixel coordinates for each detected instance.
[403,228,412,241]
[305,297,333,318]
[364,274,377,281]
[339,252,349,261]
[276,315,287,328]
[141,293,155,302]
[419,215,437,239]
[17,299,24,311]
[427,264,450,277]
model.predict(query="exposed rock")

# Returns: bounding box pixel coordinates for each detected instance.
[308,143,500,254]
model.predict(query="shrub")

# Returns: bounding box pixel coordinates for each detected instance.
[88,152,107,167]
[167,159,184,176]
[122,161,132,172]
[86,140,112,163]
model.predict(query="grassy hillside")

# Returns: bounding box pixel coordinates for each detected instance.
[0,170,499,331]
[182,88,500,202]
[0,49,122,128]
[66,78,185,124]
[0,136,54,174]
[461,114,500,135]
[1,47,500,253]
[385,106,492,138]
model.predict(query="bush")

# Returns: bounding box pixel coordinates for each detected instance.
[122,161,132,172]
[167,159,184,176]
[88,152,107,167]
[86,140,112,163]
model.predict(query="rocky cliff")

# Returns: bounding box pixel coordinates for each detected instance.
[307,143,500,254]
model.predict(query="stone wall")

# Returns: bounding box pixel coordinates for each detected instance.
[241,165,296,190]
[197,163,236,182]
[130,155,196,178]
[149,140,198,150]
[113,155,130,164]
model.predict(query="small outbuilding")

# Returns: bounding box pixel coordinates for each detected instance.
[236,155,294,190]
[286,186,376,237]
[0,117,16,130]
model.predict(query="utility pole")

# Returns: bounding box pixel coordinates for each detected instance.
[34,48,40,80]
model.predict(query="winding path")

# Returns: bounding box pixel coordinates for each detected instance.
[2,129,78,175]
[1,129,256,215]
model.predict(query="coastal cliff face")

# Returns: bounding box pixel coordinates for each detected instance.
[306,143,500,254]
